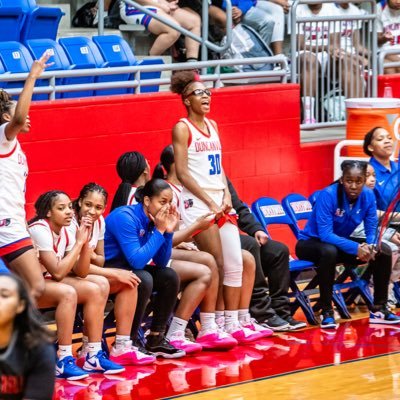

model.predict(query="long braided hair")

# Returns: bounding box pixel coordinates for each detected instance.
[28,190,70,224]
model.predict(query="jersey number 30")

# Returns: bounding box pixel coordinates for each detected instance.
[208,154,221,175]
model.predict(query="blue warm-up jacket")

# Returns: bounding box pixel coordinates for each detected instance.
[298,183,378,255]
[104,203,173,270]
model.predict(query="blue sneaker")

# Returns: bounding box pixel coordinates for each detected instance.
[370,308,400,325]
[320,310,338,329]
[56,356,89,380]
[83,350,125,374]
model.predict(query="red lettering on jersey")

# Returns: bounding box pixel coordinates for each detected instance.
[1,375,23,394]
[194,141,221,152]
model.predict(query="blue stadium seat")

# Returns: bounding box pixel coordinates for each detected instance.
[0,258,10,274]
[58,37,104,98]
[25,39,71,99]
[0,6,25,42]
[0,41,34,97]
[0,57,7,89]
[0,0,64,42]
[92,35,164,93]
[251,196,318,325]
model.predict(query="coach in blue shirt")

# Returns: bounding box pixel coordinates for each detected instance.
[363,126,398,210]
[105,179,182,357]
[296,160,399,329]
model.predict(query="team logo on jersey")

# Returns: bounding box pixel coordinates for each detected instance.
[335,208,345,217]
[0,218,11,227]
[139,229,145,237]
[184,199,194,209]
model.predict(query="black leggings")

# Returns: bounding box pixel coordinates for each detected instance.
[130,266,180,339]
[296,238,392,312]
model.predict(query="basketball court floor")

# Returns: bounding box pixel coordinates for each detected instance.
[53,309,400,400]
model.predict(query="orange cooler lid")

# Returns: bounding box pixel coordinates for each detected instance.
[345,98,400,109]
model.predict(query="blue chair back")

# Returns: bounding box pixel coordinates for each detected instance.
[0,57,6,89]
[0,258,10,274]
[137,58,164,93]
[0,0,33,11]
[282,193,313,239]
[0,8,25,42]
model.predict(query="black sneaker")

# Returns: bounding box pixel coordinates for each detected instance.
[260,314,290,331]
[285,316,307,330]
[145,334,186,359]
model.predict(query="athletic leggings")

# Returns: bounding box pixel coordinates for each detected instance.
[296,238,392,312]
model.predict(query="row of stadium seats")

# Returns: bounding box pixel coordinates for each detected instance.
[0,0,63,42]
[0,35,163,99]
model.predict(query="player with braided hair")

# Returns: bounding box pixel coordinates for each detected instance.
[0,52,52,301]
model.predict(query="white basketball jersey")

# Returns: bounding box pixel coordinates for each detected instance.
[166,181,183,207]
[127,186,138,206]
[0,123,28,223]
[29,219,74,261]
[377,1,400,47]
[180,118,225,191]
[335,4,363,50]
[68,215,105,249]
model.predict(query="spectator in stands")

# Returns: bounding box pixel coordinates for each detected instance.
[153,145,273,340]
[377,0,400,74]
[0,273,55,400]
[105,179,185,358]
[171,70,262,343]
[29,191,125,379]
[363,126,398,210]
[120,0,201,61]
[71,183,155,366]
[296,160,400,329]
[218,0,285,55]
[0,52,51,301]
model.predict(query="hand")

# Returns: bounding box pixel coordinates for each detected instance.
[76,221,91,245]
[194,212,215,232]
[166,204,180,233]
[208,200,224,220]
[330,48,346,60]
[175,241,199,251]
[159,0,172,13]
[221,192,232,215]
[150,205,169,233]
[28,51,54,79]
[232,6,243,24]
[384,31,394,44]
[168,0,179,12]
[357,243,373,262]
[112,269,141,288]
[254,230,268,246]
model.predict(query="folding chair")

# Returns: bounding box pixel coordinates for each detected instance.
[282,193,374,319]
[251,196,319,325]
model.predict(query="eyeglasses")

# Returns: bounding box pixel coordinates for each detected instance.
[185,88,212,98]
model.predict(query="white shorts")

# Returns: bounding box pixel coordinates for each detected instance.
[179,189,224,228]
[296,50,329,75]
[0,218,32,258]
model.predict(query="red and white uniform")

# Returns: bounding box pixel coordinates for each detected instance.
[377,1,400,48]
[67,215,105,249]
[179,118,225,227]
[127,186,138,206]
[335,4,364,52]
[0,123,32,256]
[166,181,183,208]
[29,219,74,276]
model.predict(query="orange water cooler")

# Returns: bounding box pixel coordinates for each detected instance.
[345,98,400,157]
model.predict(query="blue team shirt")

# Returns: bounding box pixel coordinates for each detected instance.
[369,157,398,211]
[105,203,173,270]
[299,183,378,255]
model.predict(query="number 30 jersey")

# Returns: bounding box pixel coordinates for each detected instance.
[179,117,225,191]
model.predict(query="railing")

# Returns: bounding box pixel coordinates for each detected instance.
[378,48,400,75]
[97,0,233,66]
[290,0,377,130]
[0,56,288,99]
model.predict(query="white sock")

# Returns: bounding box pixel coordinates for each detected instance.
[238,309,250,325]
[87,342,102,357]
[224,310,239,331]
[200,312,216,331]
[58,345,73,360]
[166,317,188,339]
[115,335,131,350]
[215,310,225,329]
[302,96,315,121]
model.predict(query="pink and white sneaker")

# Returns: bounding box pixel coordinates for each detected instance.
[196,327,238,350]
[227,324,263,345]
[242,316,274,338]
[168,331,203,355]
[109,341,156,366]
